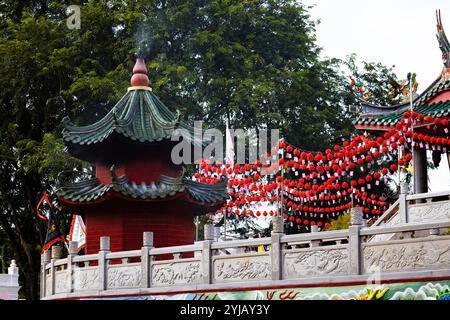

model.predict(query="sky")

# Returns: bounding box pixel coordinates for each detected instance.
[302,0,450,192]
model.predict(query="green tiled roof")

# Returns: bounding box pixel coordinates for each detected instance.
[63,89,179,145]
[415,80,450,105]
[62,89,204,150]
[57,174,228,204]
[353,100,450,126]
[353,79,450,127]
[183,179,230,203]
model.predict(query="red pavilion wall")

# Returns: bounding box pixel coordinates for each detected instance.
[84,200,195,254]
[96,151,181,185]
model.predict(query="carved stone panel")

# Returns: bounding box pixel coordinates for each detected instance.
[213,254,271,283]
[107,264,141,289]
[151,261,202,287]
[363,237,450,273]
[408,201,450,223]
[73,267,99,291]
[54,270,69,294]
[283,247,349,279]
[45,275,52,296]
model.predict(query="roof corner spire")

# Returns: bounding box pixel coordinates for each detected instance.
[436,9,450,70]
[130,58,150,87]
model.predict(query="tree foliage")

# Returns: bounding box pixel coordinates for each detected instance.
[324,212,351,231]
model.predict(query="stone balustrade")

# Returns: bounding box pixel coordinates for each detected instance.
[41,210,450,300]
[369,189,450,242]
[0,260,20,300]
[372,188,450,227]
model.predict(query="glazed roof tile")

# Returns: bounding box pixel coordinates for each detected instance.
[62,89,203,149]
[57,174,228,205]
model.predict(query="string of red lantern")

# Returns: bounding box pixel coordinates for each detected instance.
[196,112,449,229]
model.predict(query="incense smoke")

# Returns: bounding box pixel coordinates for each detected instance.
[135,21,152,58]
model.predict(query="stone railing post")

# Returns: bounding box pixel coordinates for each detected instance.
[349,207,363,275]
[7,260,19,298]
[271,215,284,280]
[98,236,110,291]
[48,245,62,296]
[213,226,221,242]
[399,181,409,223]
[201,224,214,284]
[141,231,153,288]
[66,241,78,293]
[51,245,62,259]
[69,241,78,256]
[41,250,51,298]
[309,225,321,247]
[8,260,18,276]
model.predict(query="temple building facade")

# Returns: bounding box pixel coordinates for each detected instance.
[353,10,450,194]
[57,58,228,254]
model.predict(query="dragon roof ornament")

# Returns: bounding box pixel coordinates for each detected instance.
[437,9,450,80]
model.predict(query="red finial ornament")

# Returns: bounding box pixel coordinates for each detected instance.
[130,58,149,87]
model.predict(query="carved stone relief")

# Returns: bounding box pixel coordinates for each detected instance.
[45,275,52,296]
[213,255,271,282]
[408,201,450,223]
[364,238,450,273]
[283,248,349,278]
[152,261,201,286]
[73,268,99,291]
[54,271,69,294]
[107,265,141,289]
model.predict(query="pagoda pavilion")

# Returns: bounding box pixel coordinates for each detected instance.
[56,58,228,254]
[353,10,450,194]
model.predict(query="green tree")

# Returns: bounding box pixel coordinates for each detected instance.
[324,212,351,231]
[345,53,401,106]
